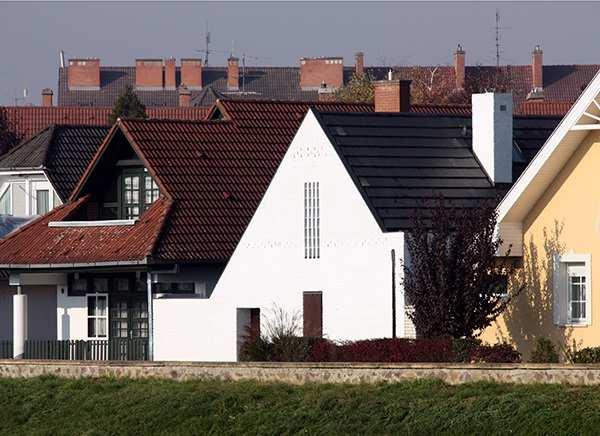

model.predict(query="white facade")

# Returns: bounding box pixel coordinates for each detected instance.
[153,110,409,362]
[0,170,61,217]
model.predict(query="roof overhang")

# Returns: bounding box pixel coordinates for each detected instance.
[497,68,600,224]
[0,259,148,270]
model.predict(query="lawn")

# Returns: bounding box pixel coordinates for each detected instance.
[1,376,600,435]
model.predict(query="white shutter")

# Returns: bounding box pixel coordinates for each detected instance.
[552,255,567,325]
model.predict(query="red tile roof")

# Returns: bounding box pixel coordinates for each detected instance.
[515,101,573,117]
[0,195,171,265]
[4,106,211,141]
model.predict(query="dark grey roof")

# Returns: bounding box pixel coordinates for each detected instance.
[313,111,558,231]
[0,125,109,201]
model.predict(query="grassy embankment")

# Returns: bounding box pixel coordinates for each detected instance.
[1,376,599,435]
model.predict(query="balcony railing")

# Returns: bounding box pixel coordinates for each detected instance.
[0,339,148,361]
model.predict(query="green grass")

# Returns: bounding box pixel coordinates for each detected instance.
[1,377,600,435]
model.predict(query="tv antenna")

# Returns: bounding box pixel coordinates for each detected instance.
[195,23,229,65]
[13,88,27,106]
[239,52,271,92]
[495,9,501,68]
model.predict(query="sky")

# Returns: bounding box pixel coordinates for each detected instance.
[1,1,599,105]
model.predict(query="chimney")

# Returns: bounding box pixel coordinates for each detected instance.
[373,79,411,113]
[354,52,364,77]
[472,93,513,184]
[164,58,176,90]
[135,59,163,89]
[299,56,344,90]
[41,88,53,107]
[527,45,545,100]
[454,44,466,89]
[178,85,191,107]
[67,58,100,90]
[227,57,239,91]
[181,58,203,90]
[317,83,336,102]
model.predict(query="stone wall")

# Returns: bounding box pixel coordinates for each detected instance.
[2,360,600,385]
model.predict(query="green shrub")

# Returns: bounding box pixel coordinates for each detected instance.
[530,338,559,363]
[239,336,273,362]
[571,347,600,364]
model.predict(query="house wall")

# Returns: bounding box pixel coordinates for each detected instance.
[0,171,61,217]
[153,111,407,362]
[0,279,57,341]
[482,130,600,359]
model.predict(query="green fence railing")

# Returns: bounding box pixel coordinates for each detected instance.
[23,339,148,361]
[0,341,12,359]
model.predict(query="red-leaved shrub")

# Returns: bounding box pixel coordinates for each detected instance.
[469,343,521,363]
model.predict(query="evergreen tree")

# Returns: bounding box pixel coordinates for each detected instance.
[109,86,147,124]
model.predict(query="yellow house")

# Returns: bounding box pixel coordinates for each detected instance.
[483,70,600,359]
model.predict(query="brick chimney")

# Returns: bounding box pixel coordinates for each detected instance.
[67,58,100,90]
[181,58,203,90]
[317,83,336,102]
[453,44,466,89]
[532,45,543,90]
[354,52,364,77]
[164,58,176,90]
[41,88,53,107]
[135,59,163,89]
[373,78,411,113]
[178,85,191,107]
[227,57,240,91]
[300,56,344,90]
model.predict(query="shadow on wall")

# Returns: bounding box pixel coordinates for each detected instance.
[493,221,576,360]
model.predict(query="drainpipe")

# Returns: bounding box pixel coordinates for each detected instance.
[13,285,27,359]
[391,249,397,339]
[146,272,154,361]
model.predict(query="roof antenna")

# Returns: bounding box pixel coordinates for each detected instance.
[495,9,501,68]
[204,22,211,65]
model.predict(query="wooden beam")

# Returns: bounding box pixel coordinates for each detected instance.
[582,111,600,122]
[571,124,600,131]
[593,99,600,112]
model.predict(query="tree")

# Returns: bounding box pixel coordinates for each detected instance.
[403,198,522,339]
[109,86,147,124]
[334,73,374,103]
[0,107,22,156]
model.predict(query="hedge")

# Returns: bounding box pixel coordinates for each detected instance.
[240,337,521,363]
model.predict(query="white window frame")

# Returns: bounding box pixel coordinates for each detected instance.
[86,293,109,340]
[30,180,55,215]
[0,183,12,215]
[553,253,591,326]
[304,181,320,259]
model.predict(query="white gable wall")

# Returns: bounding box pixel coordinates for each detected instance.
[153,110,406,361]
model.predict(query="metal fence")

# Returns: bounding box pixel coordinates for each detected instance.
[1,339,149,361]
[0,341,13,359]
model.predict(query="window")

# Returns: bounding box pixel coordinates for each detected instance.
[554,254,591,326]
[36,189,49,215]
[121,171,160,219]
[568,264,587,323]
[304,181,320,259]
[87,294,108,339]
[123,175,141,219]
[0,185,11,215]
[156,282,196,295]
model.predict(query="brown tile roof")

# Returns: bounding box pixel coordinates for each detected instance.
[0,195,171,265]
[0,124,110,200]
[515,101,573,116]
[0,99,562,265]
[3,106,211,141]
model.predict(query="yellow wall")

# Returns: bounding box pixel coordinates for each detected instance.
[482,131,600,359]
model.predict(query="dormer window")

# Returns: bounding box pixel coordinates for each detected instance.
[121,169,160,219]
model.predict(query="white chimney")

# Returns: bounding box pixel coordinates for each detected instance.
[472,93,513,184]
